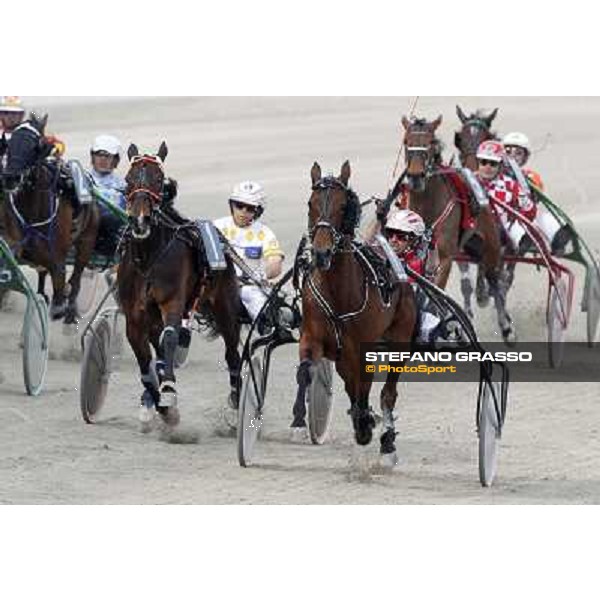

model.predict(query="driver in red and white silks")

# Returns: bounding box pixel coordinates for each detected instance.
[476,140,537,252]
[384,209,442,343]
[214,181,284,321]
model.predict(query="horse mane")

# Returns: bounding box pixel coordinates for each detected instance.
[159,202,189,225]
[342,189,362,236]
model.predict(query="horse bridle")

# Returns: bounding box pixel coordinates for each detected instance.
[309,177,357,253]
[126,155,165,207]
[404,124,437,177]
[456,118,492,165]
[1,126,47,195]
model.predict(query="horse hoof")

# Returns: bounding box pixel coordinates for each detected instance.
[352,410,376,446]
[355,428,373,447]
[159,383,177,408]
[476,295,490,309]
[291,426,309,443]
[63,309,78,325]
[139,406,155,433]
[465,307,475,320]
[50,305,66,321]
[503,329,518,347]
[380,451,399,469]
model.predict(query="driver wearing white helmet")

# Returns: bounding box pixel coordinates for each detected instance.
[89,134,127,204]
[214,181,284,322]
[384,209,446,344]
[86,135,127,257]
[0,96,25,140]
[502,132,572,256]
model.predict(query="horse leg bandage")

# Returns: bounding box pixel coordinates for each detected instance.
[159,325,179,381]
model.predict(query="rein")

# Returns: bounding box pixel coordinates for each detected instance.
[126,155,165,206]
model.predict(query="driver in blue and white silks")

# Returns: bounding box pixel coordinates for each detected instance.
[86,135,127,257]
[214,181,284,321]
[87,135,127,208]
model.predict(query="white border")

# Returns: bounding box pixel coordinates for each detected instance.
[2,3,597,598]
[2,2,599,94]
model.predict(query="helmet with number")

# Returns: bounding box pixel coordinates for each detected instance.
[476,140,505,163]
[503,132,531,155]
[386,209,426,237]
[91,134,122,158]
[230,181,266,209]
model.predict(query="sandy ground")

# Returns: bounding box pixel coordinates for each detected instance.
[1,96,600,504]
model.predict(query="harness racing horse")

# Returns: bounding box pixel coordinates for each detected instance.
[453,106,519,341]
[0,114,100,323]
[293,161,417,465]
[402,115,516,344]
[453,106,501,316]
[119,143,242,429]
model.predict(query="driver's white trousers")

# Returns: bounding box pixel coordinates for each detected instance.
[533,204,562,244]
[241,285,269,321]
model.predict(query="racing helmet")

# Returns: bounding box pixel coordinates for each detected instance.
[385,209,426,237]
[502,132,531,155]
[91,134,122,171]
[91,134,122,157]
[0,96,25,131]
[0,96,25,114]
[476,140,505,163]
[229,181,266,218]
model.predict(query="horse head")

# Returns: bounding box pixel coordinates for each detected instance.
[401,114,443,191]
[308,160,360,271]
[125,141,168,240]
[454,106,498,171]
[2,112,53,193]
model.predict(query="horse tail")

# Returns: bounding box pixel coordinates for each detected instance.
[194,251,241,340]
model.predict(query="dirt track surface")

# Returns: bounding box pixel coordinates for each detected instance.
[1,96,600,504]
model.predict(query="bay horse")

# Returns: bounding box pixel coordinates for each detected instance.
[402,115,516,344]
[118,142,242,430]
[292,161,417,464]
[454,107,520,338]
[0,113,100,323]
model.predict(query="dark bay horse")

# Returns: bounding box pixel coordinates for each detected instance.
[119,142,242,430]
[293,161,417,464]
[0,114,100,323]
[402,115,516,344]
[453,106,499,314]
[453,106,518,342]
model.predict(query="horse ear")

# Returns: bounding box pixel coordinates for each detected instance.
[127,144,139,161]
[432,114,443,131]
[401,115,411,130]
[456,105,468,124]
[29,112,48,134]
[311,162,322,185]
[158,141,168,162]
[340,160,351,186]
[485,108,499,126]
